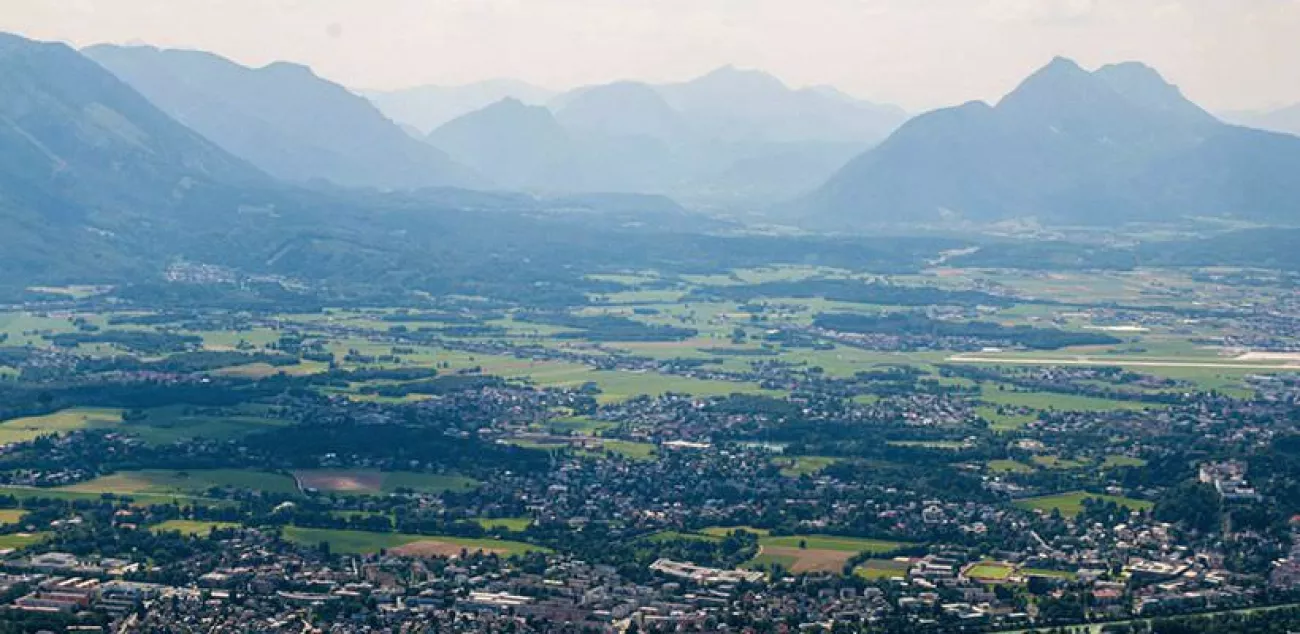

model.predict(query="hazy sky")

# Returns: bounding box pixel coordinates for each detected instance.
[4,0,1299,112]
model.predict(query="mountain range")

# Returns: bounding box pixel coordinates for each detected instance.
[420,67,904,204]
[83,44,481,190]
[5,29,1300,298]
[366,79,557,135]
[798,57,1300,228]
[0,32,723,297]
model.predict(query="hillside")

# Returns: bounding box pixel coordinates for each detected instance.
[0,33,267,284]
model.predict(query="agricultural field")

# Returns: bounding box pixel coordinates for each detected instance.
[700,526,772,537]
[1032,455,1089,470]
[151,519,241,535]
[292,470,479,495]
[0,408,123,446]
[280,526,545,556]
[774,455,839,477]
[62,469,300,497]
[0,509,27,526]
[1015,491,1155,518]
[978,389,1163,413]
[987,459,1036,474]
[749,535,909,574]
[580,439,658,462]
[1102,455,1148,468]
[118,406,291,445]
[0,532,51,551]
[472,517,532,532]
[854,558,911,580]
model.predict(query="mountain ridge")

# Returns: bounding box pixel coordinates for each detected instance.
[798,56,1300,228]
[84,43,482,190]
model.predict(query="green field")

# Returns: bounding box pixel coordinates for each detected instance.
[646,530,724,544]
[120,406,291,445]
[1015,491,1154,517]
[546,416,614,436]
[1102,455,1148,468]
[981,390,1162,413]
[0,532,51,551]
[747,551,799,570]
[987,459,1036,474]
[580,440,657,462]
[151,519,241,535]
[1023,568,1078,580]
[966,561,1016,581]
[774,455,839,477]
[1032,455,1089,470]
[0,485,219,507]
[759,535,907,554]
[700,526,772,537]
[0,408,123,445]
[854,558,910,580]
[281,526,546,556]
[62,469,300,496]
[977,406,1039,432]
[472,517,532,532]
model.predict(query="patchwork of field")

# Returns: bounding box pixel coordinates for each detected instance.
[280,526,546,556]
[292,470,479,495]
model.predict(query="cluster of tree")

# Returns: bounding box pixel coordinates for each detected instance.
[239,423,551,476]
[1154,482,1222,533]
[48,330,203,354]
[22,350,299,382]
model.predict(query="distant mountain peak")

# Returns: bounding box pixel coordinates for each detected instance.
[696,64,786,85]
[800,55,1300,229]
[1044,55,1085,73]
[1002,56,1091,98]
[261,60,316,77]
[1094,61,1214,124]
